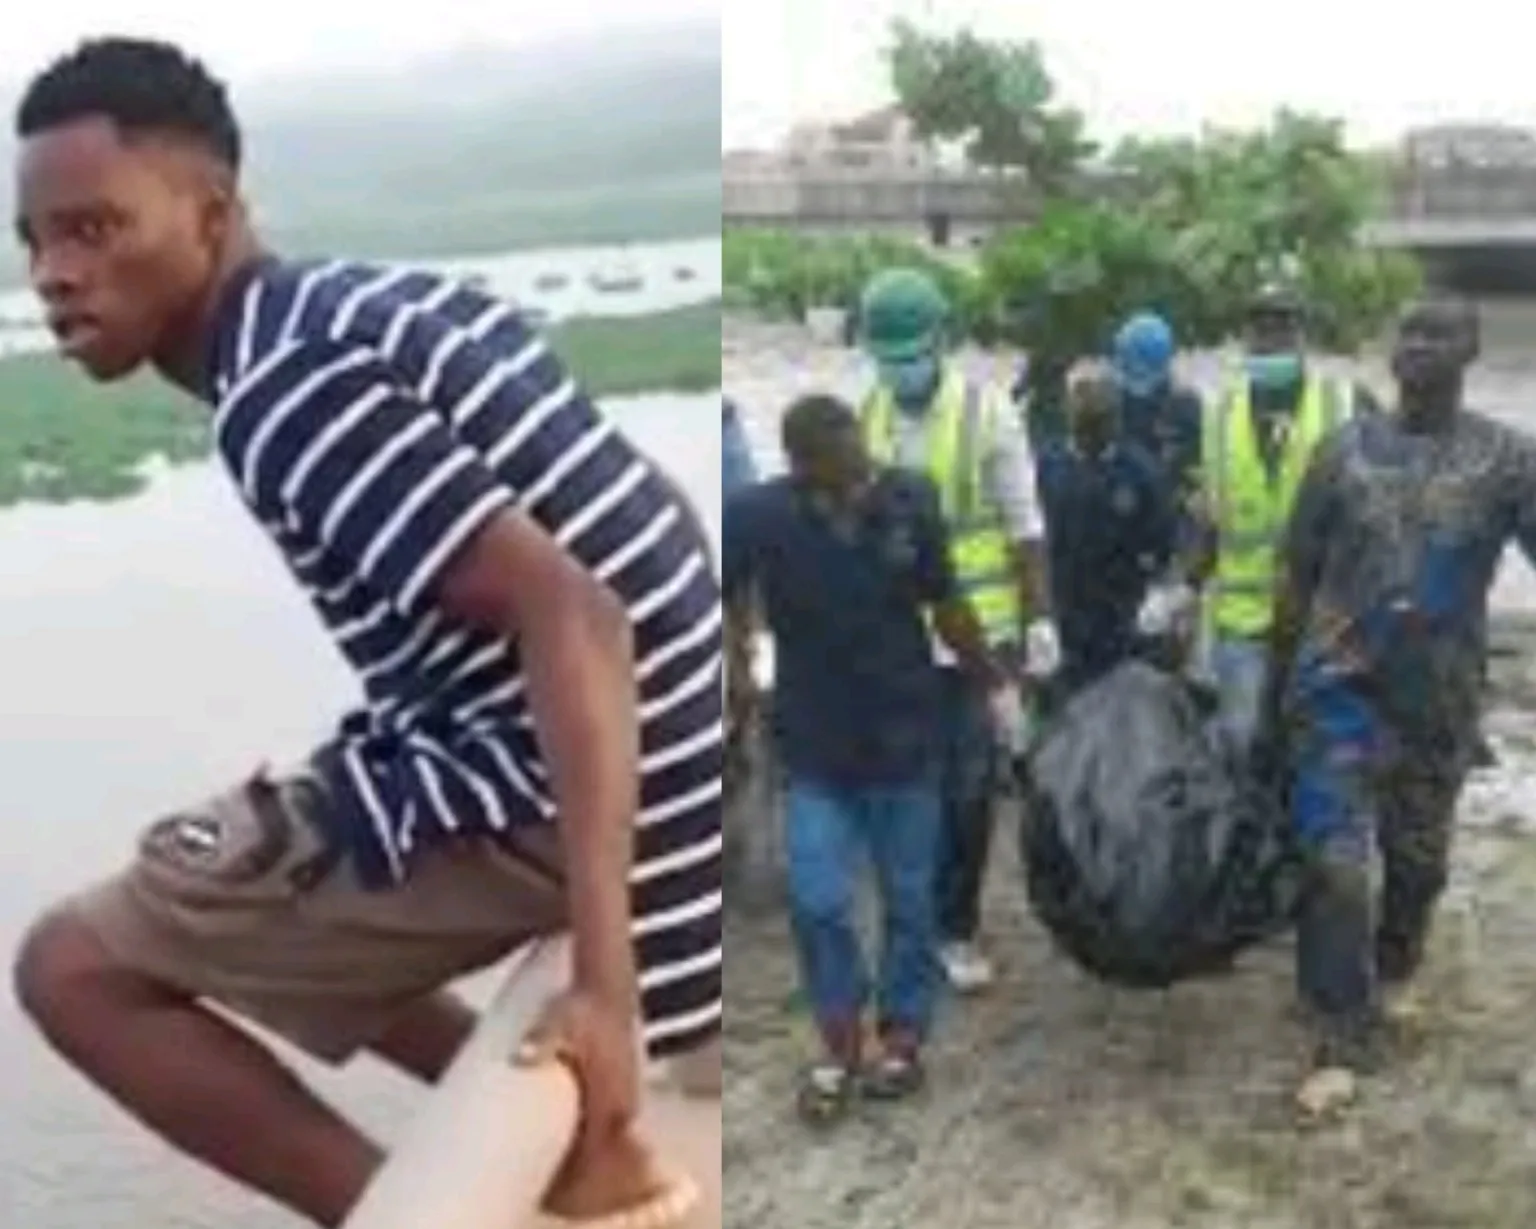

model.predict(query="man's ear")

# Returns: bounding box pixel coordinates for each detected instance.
[197,173,239,252]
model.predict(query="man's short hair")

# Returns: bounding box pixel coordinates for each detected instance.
[781,394,857,463]
[16,37,241,171]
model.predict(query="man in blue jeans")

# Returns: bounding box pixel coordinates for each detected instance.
[724,395,1004,1125]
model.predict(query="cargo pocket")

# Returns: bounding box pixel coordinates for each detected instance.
[138,772,329,899]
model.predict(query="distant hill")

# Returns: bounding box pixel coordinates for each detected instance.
[0,20,720,281]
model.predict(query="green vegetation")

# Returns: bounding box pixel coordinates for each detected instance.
[552,300,721,397]
[0,357,207,507]
[0,300,720,509]
[725,25,1421,361]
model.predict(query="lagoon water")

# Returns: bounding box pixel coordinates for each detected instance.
[0,234,722,356]
[0,391,720,1227]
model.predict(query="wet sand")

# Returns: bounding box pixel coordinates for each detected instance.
[723,316,1536,1229]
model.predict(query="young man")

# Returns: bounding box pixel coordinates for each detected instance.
[724,395,1003,1124]
[1035,367,1185,695]
[1266,297,1536,1120]
[10,38,719,1227]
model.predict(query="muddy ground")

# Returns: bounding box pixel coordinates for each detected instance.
[723,622,1536,1229]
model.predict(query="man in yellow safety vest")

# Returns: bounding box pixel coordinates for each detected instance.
[856,267,1054,994]
[1195,282,1378,759]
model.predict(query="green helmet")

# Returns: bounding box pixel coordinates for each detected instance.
[858,267,948,363]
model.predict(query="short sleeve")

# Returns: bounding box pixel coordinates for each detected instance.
[217,341,513,616]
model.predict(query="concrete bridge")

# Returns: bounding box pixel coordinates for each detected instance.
[724,161,1536,293]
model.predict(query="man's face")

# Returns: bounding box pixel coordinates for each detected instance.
[1391,302,1477,395]
[1068,376,1117,456]
[15,117,227,381]
[794,422,870,498]
[1244,307,1303,357]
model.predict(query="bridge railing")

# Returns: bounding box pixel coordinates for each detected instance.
[725,162,1536,229]
[1385,165,1536,220]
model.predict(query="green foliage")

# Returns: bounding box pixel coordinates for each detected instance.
[722,229,979,335]
[886,19,1095,195]
[0,303,721,509]
[727,38,1422,361]
[551,300,721,396]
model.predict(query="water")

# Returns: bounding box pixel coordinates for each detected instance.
[0,391,720,1227]
[0,235,722,357]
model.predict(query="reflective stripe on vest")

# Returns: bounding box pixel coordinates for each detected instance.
[861,367,1023,645]
[1204,375,1351,638]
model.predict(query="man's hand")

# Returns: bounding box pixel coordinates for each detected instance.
[518,987,641,1140]
[1024,617,1061,680]
[519,989,692,1222]
[1137,581,1197,637]
[987,679,1035,756]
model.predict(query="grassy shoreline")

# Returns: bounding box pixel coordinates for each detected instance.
[0,299,720,509]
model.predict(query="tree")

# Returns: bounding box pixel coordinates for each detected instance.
[886,19,1095,197]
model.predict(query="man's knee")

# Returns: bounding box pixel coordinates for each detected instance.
[786,862,850,926]
[13,907,173,1040]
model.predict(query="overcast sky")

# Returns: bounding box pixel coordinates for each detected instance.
[0,0,715,90]
[725,0,1536,150]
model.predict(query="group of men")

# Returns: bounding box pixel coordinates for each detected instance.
[723,264,1536,1127]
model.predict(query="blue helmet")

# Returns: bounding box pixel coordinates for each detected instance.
[1112,311,1175,397]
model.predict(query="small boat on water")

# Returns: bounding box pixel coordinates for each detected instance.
[463,273,490,292]
[588,266,645,294]
[674,267,697,283]
[533,272,569,292]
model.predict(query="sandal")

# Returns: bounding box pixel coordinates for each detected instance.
[861,1051,925,1101]
[796,1061,855,1127]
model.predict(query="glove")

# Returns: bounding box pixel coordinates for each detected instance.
[1024,618,1061,679]
[1136,582,1195,637]
[987,680,1034,755]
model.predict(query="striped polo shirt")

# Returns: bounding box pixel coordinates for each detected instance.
[201,257,721,1058]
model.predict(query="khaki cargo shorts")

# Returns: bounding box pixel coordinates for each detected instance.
[67,768,568,1064]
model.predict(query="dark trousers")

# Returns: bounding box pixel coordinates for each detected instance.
[1293,721,1462,1061]
[934,666,1000,943]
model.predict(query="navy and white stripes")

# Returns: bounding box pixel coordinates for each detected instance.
[204,258,721,1057]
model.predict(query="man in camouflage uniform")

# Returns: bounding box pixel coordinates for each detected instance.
[1265,297,1536,1119]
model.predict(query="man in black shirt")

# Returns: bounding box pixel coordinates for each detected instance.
[725,395,1002,1124]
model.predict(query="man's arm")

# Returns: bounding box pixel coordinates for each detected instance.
[1136,449,1181,582]
[984,399,1052,625]
[1501,428,1536,569]
[1265,437,1344,704]
[905,474,1002,687]
[1182,386,1222,585]
[721,489,761,731]
[438,511,640,1007]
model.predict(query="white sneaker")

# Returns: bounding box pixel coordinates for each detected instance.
[940,941,995,993]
